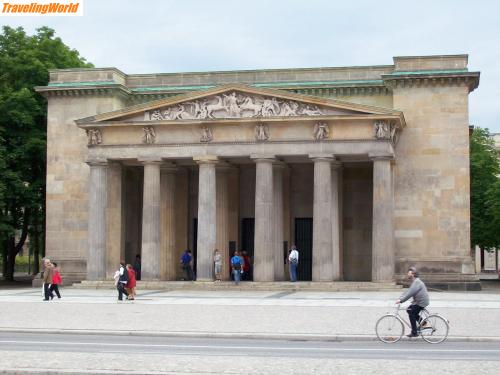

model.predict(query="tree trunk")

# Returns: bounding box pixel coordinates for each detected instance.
[1,238,7,279]
[5,208,30,281]
[33,212,40,275]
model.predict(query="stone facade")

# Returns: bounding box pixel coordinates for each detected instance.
[36,55,480,286]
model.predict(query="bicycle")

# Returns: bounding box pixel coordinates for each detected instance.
[375,305,449,344]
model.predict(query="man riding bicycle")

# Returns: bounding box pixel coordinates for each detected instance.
[396,266,429,338]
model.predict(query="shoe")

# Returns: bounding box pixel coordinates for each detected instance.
[406,333,419,338]
[43,299,49,301]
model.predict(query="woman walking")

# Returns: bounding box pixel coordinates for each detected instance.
[49,262,62,299]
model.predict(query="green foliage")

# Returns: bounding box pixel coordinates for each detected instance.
[0,26,92,279]
[470,127,500,250]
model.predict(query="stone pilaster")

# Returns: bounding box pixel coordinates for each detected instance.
[160,163,176,280]
[87,160,107,280]
[273,162,285,281]
[331,160,342,281]
[310,154,333,282]
[251,155,275,282]
[194,155,218,281]
[371,155,394,282]
[216,163,231,281]
[141,160,161,280]
[106,162,123,279]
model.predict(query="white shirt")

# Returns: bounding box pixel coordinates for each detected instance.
[289,249,299,263]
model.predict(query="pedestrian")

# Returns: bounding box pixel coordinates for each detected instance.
[214,249,222,282]
[242,251,251,281]
[126,264,136,300]
[288,245,299,282]
[49,262,62,299]
[133,254,141,281]
[117,261,129,301]
[180,249,194,281]
[231,251,242,285]
[42,259,54,301]
[396,266,430,338]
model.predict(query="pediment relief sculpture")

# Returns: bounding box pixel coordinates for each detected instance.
[146,91,330,121]
[86,128,102,145]
[142,126,156,144]
[313,121,330,140]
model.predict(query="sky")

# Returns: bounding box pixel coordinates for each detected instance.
[1,0,499,132]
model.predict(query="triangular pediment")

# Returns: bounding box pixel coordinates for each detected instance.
[76,84,403,125]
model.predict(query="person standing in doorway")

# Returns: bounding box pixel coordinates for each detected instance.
[242,251,251,281]
[214,249,222,282]
[288,245,299,282]
[133,254,141,281]
[49,262,62,299]
[231,251,242,285]
[180,249,194,281]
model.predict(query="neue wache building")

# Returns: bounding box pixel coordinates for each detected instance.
[36,55,480,288]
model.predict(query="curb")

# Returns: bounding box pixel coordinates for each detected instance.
[1,327,500,342]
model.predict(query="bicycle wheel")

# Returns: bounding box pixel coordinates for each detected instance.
[375,314,404,343]
[420,314,449,344]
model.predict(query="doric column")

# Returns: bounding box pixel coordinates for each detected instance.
[141,159,162,280]
[160,163,176,280]
[216,163,231,281]
[371,155,395,282]
[252,155,275,282]
[194,155,218,281]
[331,160,342,281]
[310,154,333,282]
[106,162,123,279]
[273,162,285,281]
[87,159,107,280]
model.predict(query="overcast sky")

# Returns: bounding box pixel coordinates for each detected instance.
[2,0,499,132]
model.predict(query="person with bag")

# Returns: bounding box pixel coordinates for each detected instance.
[49,262,62,299]
[288,245,299,282]
[231,251,242,285]
[180,249,194,281]
[42,259,54,301]
[117,261,129,301]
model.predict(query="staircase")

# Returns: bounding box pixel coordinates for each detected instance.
[73,280,402,292]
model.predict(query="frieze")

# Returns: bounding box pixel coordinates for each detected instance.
[86,128,102,145]
[255,123,270,142]
[200,125,213,143]
[374,120,399,144]
[313,122,330,141]
[142,126,156,144]
[146,91,329,121]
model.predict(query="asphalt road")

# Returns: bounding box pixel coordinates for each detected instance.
[2,332,500,361]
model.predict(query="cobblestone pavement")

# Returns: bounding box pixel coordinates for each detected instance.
[0,288,500,339]
[0,287,499,374]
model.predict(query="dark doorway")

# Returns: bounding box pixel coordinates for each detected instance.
[241,218,255,258]
[294,218,313,281]
[192,218,197,276]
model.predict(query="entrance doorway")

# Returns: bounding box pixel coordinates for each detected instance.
[294,218,313,281]
[240,218,254,281]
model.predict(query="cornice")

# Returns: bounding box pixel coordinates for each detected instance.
[381,71,480,93]
[35,83,131,99]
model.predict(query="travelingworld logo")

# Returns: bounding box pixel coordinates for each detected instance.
[1,0,83,16]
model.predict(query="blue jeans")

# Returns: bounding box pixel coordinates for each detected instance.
[232,269,241,284]
[289,262,298,282]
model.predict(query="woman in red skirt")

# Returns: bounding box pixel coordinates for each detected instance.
[125,264,137,300]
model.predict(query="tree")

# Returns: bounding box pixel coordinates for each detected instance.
[470,127,500,251]
[0,26,92,280]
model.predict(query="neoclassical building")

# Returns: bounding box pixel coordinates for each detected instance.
[36,54,480,287]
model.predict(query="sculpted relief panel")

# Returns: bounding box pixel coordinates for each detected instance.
[145,91,338,121]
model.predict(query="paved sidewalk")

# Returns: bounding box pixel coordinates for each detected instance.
[1,287,500,341]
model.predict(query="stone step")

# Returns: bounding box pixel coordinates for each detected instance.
[73,280,402,291]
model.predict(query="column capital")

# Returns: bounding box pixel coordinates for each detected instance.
[86,157,108,167]
[369,152,394,161]
[309,153,334,162]
[250,154,275,163]
[193,155,219,165]
[138,157,163,165]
